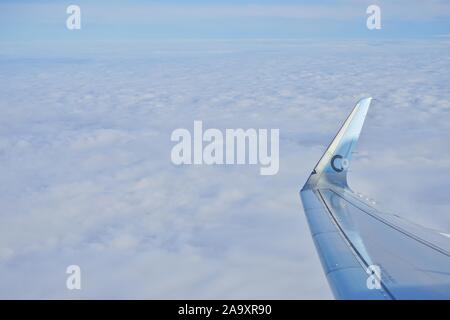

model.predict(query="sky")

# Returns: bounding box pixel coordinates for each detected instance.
[2,0,450,42]
[0,1,450,299]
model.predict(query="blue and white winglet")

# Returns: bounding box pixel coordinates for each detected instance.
[300,98,450,300]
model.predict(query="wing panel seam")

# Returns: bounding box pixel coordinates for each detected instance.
[329,189,450,257]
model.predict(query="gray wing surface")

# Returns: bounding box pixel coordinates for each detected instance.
[300,98,450,300]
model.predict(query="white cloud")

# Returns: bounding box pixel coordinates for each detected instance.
[0,39,449,298]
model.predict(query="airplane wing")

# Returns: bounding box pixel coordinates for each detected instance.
[300,98,450,299]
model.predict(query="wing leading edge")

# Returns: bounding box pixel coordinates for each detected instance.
[300,98,450,300]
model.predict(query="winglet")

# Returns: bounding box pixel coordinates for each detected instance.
[303,97,372,190]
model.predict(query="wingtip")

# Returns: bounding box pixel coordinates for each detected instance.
[358,96,373,109]
[303,97,373,190]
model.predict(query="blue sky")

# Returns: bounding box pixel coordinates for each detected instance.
[2,0,450,42]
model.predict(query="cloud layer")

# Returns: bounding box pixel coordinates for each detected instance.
[0,39,449,298]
